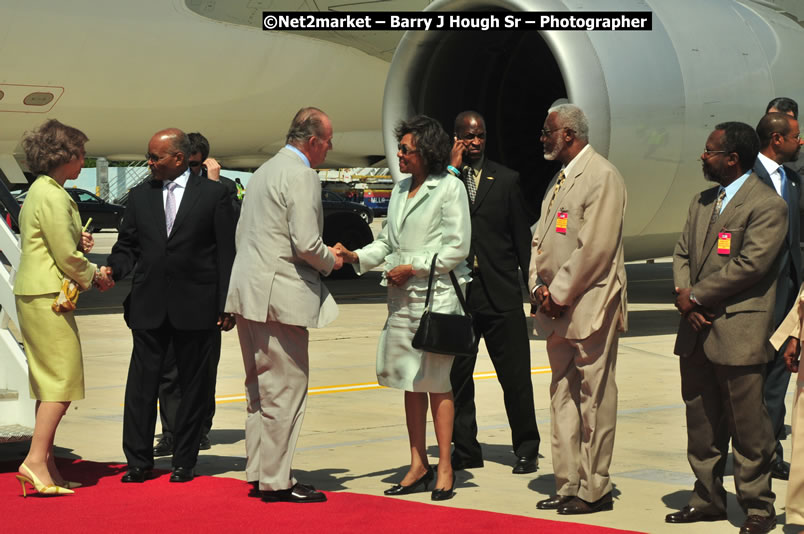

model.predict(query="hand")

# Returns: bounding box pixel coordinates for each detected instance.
[94,266,115,291]
[204,158,221,181]
[674,287,696,314]
[685,309,713,332]
[387,264,414,286]
[333,242,358,264]
[80,231,94,253]
[784,337,801,373]
[450,137,467,168]
[328,246,344,270]
[217,312,236,331]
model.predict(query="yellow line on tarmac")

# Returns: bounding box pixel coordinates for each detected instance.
[214,366,553,404]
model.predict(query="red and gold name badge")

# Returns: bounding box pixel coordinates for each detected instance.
[556,211,568,234]
[717,232,731,255]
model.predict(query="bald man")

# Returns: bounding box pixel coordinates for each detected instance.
[107,128,236,484]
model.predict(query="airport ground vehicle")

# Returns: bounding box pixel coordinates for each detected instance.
[15,188,125,233]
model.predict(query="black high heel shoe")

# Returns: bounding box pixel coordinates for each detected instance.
[384,466,434,496]
[431,482,455,501]
[431,471,455,501]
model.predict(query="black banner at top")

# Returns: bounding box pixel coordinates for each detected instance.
[262,11,653,32]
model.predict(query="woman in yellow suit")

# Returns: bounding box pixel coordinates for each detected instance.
[13,119,110,496]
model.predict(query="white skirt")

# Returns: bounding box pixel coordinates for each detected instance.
[375,283,465,393]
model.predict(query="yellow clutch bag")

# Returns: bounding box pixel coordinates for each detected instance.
[52,278,80,312]
[51,218,93,313]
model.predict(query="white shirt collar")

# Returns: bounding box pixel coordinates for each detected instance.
[562,144,592,178]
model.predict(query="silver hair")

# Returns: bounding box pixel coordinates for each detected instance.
[547,103,589,142]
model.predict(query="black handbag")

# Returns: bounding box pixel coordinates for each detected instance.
[411,254,476,358]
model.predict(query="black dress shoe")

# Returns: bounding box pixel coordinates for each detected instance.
[121,467,154,483]
[770,460,789,480]
[153,436,173,457]
[739,513,776,534]
[451,457,484,471]
[431,482,455,501]
[199,435,211,450]
[557,492,613,515]
[665,505,727,523]
[512,456,538,474]
[536,495,575,510]
[384,466,434,495]
[262,482,327,503]
[169,466,194,483]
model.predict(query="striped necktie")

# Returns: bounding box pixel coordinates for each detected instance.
[165,181,178,235]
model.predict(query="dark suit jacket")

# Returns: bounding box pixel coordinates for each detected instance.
[753,159,802,325]
[218,175,241,221]
[107,172,236,331]
[467,159,531,312]
[673,174,787,365]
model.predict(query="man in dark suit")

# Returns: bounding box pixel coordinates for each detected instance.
[152,132,240,457]
[447,111,540,474]
[667,122,785,534]
[107,128,236,483]
[754,111,803,481]
[767,98,803,177]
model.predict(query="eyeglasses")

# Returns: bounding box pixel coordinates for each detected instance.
[702,148,728,156]
[397,144,418,155]
[146,152,176,162]
[188,161,203,168]
[540,127,573,138]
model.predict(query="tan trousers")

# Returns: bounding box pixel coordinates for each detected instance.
[789,380,804,525]
[236,316,309,491]
[546,310,619,502]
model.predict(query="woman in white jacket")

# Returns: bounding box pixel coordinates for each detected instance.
[337,115,470,501]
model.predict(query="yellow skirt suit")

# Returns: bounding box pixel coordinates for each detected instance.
[13,176,96,401]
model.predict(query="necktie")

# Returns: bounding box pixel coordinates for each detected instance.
[779,166,790,203]
[165,181,178,235]
[547,170,566,213]
[710,187,726,225]
[463,166,477,203]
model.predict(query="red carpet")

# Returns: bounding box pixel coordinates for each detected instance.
[0,459,643,533]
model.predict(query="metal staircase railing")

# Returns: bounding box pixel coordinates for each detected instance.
[105,161,151,204]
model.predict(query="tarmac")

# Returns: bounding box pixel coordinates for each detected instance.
[1,224,798,534]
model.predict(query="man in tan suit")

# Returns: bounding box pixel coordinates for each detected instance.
[667,122,785,534]
[528,104,627,515]
[225,107,342,503]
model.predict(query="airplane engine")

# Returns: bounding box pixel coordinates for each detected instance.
[382,0,804,260]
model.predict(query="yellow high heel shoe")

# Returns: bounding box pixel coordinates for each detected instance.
[16,463,75,497]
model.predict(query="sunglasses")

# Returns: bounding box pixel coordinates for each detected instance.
[397,144,418,155]
[188,161,204,167]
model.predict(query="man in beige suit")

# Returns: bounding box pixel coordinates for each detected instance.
[667,122,785,534]
[528,104,627,515]
[225,107,342,503]
[771,281,804,531]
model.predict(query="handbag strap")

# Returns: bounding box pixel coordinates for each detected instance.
[423,254,471,316]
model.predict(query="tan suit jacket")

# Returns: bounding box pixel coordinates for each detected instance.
[771,284,804,349]
[225,147,337,328]
[14,175,96,295]
[673,174,787,364]
[528,145,627,340]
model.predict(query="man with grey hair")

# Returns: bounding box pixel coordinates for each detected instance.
[528,104,627,514]
[225,107,342,503]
